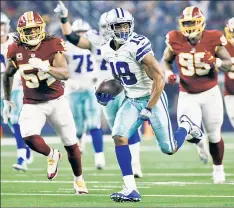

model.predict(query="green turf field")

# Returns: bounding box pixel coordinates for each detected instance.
[1,134,234,207]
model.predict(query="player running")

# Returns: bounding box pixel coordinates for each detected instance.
[162,6,232,184]
[3,11,88,194]
[97,8,205,202]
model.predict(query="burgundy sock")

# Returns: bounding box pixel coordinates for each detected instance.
[209,138,224,165]
[64,144,82,176]
[24,135,51,156]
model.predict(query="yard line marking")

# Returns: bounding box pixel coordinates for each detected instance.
[1,193,234,198]
[36,189,112,193]
[59,186,150,189]
[2,180,234,185]
[27,173,234,177]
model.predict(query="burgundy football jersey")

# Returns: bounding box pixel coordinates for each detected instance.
[224,42,234,95]
[167,30,227,93]
[7,37,66,104]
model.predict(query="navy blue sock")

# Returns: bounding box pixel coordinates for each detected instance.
[174,127,187,151]
[90,128,103,153]
[115,145,133,176]
[26,145,31,160]
[12,124,26,149]
[128,131,141,145]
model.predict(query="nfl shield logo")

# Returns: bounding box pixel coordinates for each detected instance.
[16,53,23,61]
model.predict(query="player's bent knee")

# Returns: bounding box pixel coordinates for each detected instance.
[161,148,174,155]
[87,124,100,131]
[113,135,128,145]
[62,137,78,146]
[10,118,19,125]
[207,132,221,143]
[159,143,175,155]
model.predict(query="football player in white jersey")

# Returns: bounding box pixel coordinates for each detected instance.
[1,12,32,171]
[54,1,143,177]
[96,8,206,202]
[95,11,143,178]
[64,18,105,169]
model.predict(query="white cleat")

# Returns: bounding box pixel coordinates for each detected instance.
[12,158,28,172]
[196,145,209,164]
[213,170,225,184]
[110,186,141,202]
[95,152,106,170]
[47,149,62,180]
[180,115,204,139]
[74,180,88,195]
[196,140,209,164]
[132,162,143,178]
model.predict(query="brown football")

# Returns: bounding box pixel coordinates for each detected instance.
[96,79,124,96]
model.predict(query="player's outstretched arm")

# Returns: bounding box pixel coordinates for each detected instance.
[142,53,165,109]
[3,59,17,101]
[54,1,91,50]
[215,46,232,72]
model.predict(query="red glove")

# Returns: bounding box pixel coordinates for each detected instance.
[168,74,177,84]
[201,50,216,66]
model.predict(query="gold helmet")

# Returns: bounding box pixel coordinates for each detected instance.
[224,17,234,44]
[17,11,46,46]
[179,6,206,38]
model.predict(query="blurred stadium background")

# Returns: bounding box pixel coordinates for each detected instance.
[1,0,233,136]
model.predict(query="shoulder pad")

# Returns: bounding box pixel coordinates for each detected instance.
[128,34,153,62]
[165,30,181,51]
[209,30,227,46]
[47,37,67,52]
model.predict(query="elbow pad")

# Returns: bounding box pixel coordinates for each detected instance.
[65,31,80,46]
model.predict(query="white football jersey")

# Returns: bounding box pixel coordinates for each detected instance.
[101,32,154,98]
[85,30,113,83]
[1,33,22,98]
[64,41,99,94]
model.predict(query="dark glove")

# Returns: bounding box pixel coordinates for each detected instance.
[95,92,114,106]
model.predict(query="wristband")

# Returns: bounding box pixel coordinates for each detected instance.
[61,17,68,24]
[65,31,81,46]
